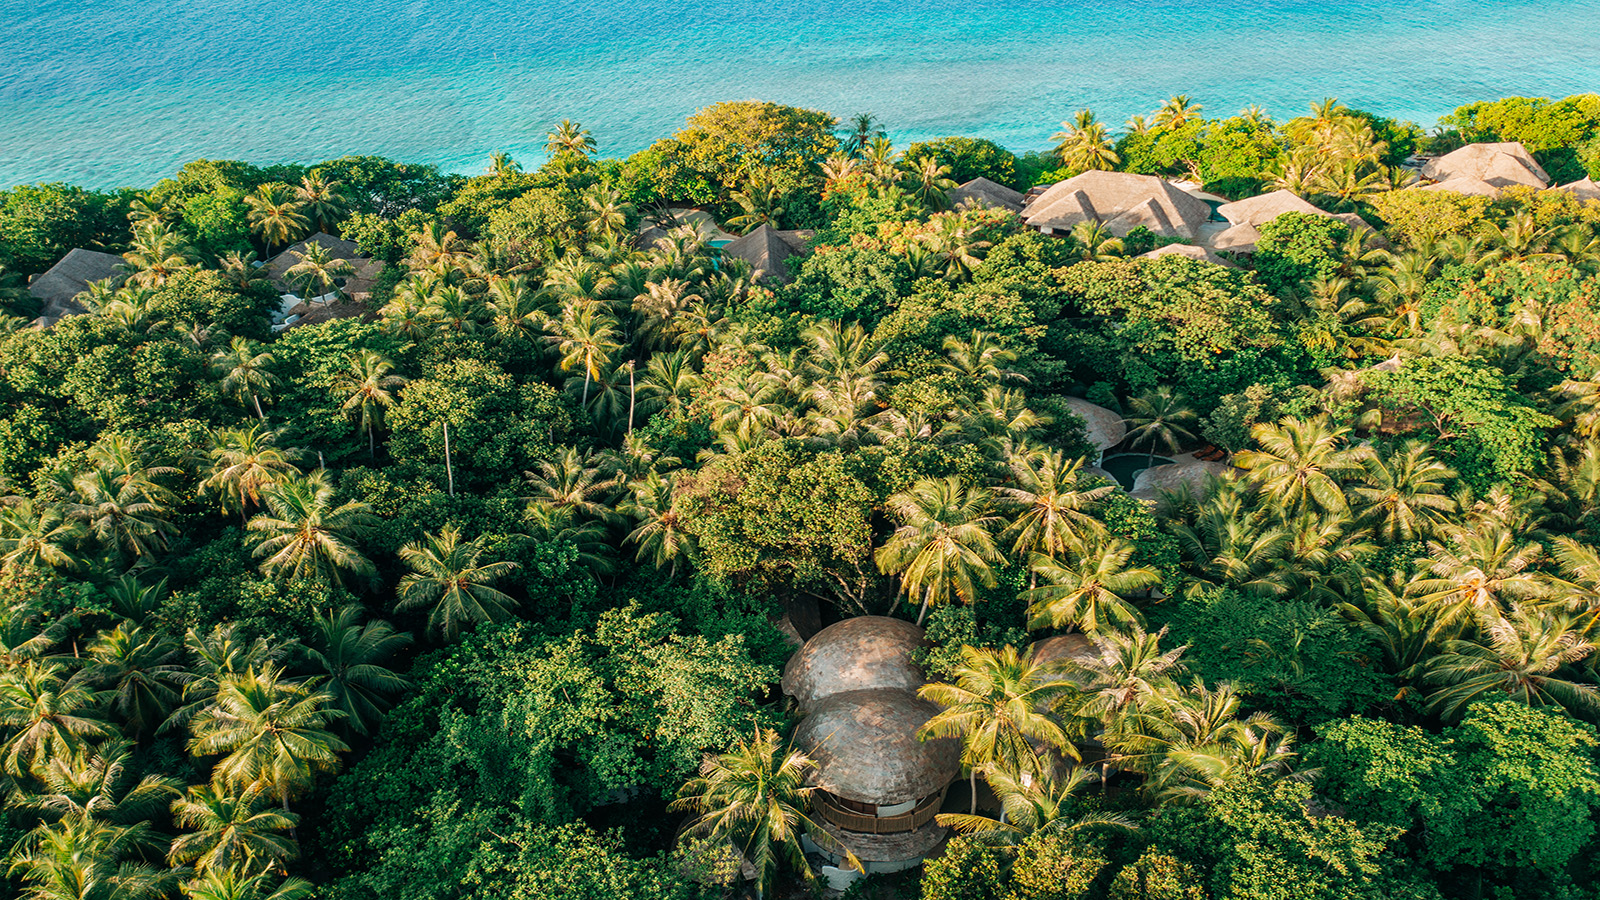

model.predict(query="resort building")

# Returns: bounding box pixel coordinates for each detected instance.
[949,177,1026,213]
[26,248,124,327]
[1204,189,1375,254]
[1415,141,1549,196]
[1559,177,1600,203]
[783,617,959,881]
[719,223,813,284]
[635,208,736,249]
[1137,242,1233,267]
[1021,171,1211,240]
[262,233,385,329]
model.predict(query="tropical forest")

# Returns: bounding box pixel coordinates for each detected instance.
[1,93,1600,900]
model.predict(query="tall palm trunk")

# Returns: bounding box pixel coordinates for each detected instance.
[252,393,265,420]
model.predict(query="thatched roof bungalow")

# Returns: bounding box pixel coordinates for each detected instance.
[1418,142,1549,195]
[1138,242,1233,267]
[1061,396,1126,454]
[262,233,362,288]
[950,177,1026,213]
[719,223,812,284]
[27,248,125,323]
[1022,171,1211,240]
[636,208,736,248]
[1559,177,1600,203]
[782,616,926,712]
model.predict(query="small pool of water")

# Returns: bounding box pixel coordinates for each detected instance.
[1100,454,1174,491]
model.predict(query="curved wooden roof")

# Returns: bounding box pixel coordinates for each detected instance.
[782,616,926,711]
[794,689,960,805]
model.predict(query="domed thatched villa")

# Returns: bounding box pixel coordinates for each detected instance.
[783,617,959,879]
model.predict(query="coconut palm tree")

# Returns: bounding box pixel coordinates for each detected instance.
[201,425,300,525]
[12,738,177,829]
[182,869,312,900]
[1129,680,1298,803]
[1000,449,1114,562]
[68,467,177,560]
[936,765,1137,847]
[523,447,622,524]
[919,645,1074,814]
[1425,605,1600,720]
[0,661,113,776]
[283,241,353,300]
[672,728,856,898]
[907,156,958,210]
[0,499,84,572]
[1122,387,1199,467]
[245,185,309,256]
[210,337,279,420]
[582,184,633,238]
[942,329,1024,386]
[167,624,292,734]
[122,222,199,288]
[1052,109,1119,172]
[841,112,886,158]
[548,304,622,407]
[247,470,377,587]
[302,605,411,736]
[187,664,348,811]
[546,119,596,157]
[9,815,173,900]
[168,784,298,874]
[485,151,522,177]
[1348,440,1456,543]
[1024,537,1162,634]
[1153,95,1204,130]
[295,171,349,234]
[82,624,184,740]
[1412,521,1551,631]
[1234,416,1359,515]
[729,175,787,234]
[918,210,994,281]
[620,471,696,575]
[1066,220,1125,261]
[1069,626,1188,781]
[395,524,520,642]
[330,350,408,456]
[876,477,1005,625]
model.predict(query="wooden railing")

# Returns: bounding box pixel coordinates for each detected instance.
[813,788,946,834]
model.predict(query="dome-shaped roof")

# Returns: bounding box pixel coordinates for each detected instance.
[781,616,926,710]
[1028,634,1098,685]
[793,689,960,806]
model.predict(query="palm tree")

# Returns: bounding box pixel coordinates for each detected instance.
[582,184,633,238]
[9,816,174,900]
[0,499,84,572]
[201,425,300,524]
[187,664,348,811]
[182,869,313,900]
[1154,95,1204,130]
[295,171,350,234]
[999,448,1114,562]
[1122,387,1199,467]
[523,447,622,524]
[936,765,1137,848]
[841,112,886,158]
[0,661,113,776]
[245,184,309,256]
[548,304,622,407]
[1412,521,1551,631]
[1349,440,1456,543]
[282,241,353,300]
[918,645,1073,814]
[303,605,411,736]
[545,119,596,157]
[1129,680,1298,803]
[1067,220,1125,261]
[330,350,408,456]
[486,151,522,177]
[1069,626,1188,781]
[908,156,958,210]
[167,624,291,734]
[247,470,377,587]
[620,472,696,575]
[729,175,787,234]
[876,477,1005,625]
[1425,606,1600,720]
[406,221,476,275]
[68,467,177,559]
[168,784,298,875]
[1052,110,1119,172]
[122,222,198,288]
[1234,416,1358,515]
[83,624,184,740]
[1024,537,1161,634]
[395,524,521,642]
[13,739,177,829]
[672,728,856,898]
[211,337,279,420]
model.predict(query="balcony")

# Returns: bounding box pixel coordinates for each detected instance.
[812,788,946,835]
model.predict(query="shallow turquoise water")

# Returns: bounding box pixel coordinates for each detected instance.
[2,0,1598,188]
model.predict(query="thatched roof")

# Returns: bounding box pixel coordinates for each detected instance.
[1131,458,1236,499]
[1139,242,1233,267]
[636,208,736,248]
[1022,171,1211,239]
[1061,396,1127,452]
[342,258,386,302]
[720,224,811,283]
[1216,189,1325,228]
[950,177,1025,213]
[1417,175,1503,197]
[783,617,926,711]
[1028,635,1097,686]
[1208,222,1263,253]
[263,233,361,288]
[794,689,960,806]
[286,299,370,329]
[1559,177,1600,203]
[1421,142,1549,190]
[27,248,125,318]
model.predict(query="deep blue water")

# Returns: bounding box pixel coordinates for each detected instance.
[1,0,1597,189]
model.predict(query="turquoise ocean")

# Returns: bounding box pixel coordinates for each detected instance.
[2,0,1599,189]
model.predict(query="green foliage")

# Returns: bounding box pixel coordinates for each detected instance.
[341,209,434,264]
[1008,832,1112,900]
[1159,589,1392,723]
[783,244,912,323]
[643,101,838,206]
[1107,850,1208,900]
[460,820,692,900]
[181,186,253,259]
[1116,121,1205,176]
[1367,190,1491,247]
[905,136,1021,187]
[1253,212,1350,295]
[0,182,123,275]
[310,156,461,217]
[921,835,1008,900]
